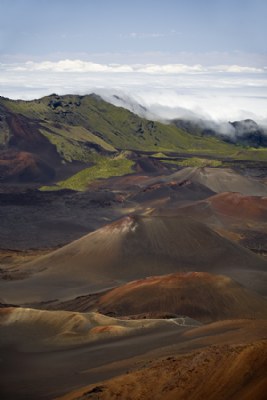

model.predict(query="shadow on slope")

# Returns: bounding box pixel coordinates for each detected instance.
[151,192,267,254]
[0,215,266,304]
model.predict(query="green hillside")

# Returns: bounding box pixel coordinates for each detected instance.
[1,93,267,189]
[0,93,248,155]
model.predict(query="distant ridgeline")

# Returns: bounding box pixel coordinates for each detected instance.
[173,118,267,147]
[0,93,267,184]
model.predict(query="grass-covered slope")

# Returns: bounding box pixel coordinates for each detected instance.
[1,93,267,186]
[1,93,257,155]
[40,154,134,191]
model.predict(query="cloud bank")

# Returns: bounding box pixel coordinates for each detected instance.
[0,59,266,123]
[2,59,265,74]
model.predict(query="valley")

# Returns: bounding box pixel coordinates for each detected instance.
[0,94,267,399]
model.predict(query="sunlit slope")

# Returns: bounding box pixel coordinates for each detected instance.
[58,337,267,400]
[0,307,180,352]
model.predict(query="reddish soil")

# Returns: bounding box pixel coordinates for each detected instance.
[0,307,13,317]
[208,192,267,220]
[0,149,54,182]
[97,272,267,322]
[56,339,267,400]
[6,112,61,166]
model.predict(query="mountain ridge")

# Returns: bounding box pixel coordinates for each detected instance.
[1,93,266,185]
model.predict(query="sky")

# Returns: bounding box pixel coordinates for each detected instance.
[0,0,267,122]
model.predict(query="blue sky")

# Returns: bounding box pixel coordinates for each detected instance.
[1,0,266,63]
[0,0,266,122]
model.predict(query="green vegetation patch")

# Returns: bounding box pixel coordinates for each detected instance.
[40,122,116,162]
[3,95,267,161]
[152,152,168,158]
[41,130,95,162]
[231,148,267,162]
[41,123,116,152]
[174,157,223,167]
[1,98,49,117]
[41,156,135,191]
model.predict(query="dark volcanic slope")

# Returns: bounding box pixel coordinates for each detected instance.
[0,150,54,182]
[152,191,267,253]
[129,180,214,205]
[153,191,267,229]
[1,215,266,303]
[163,167,267,196]
[1,311,266,400]
[97,272,267,322]
[0,188,125,249]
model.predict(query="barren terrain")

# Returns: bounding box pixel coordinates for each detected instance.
[0,95,267,399]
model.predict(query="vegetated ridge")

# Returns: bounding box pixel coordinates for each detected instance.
[1,93,267,186]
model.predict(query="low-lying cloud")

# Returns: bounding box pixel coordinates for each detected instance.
[0,59,266,124]
[2,59,265,74]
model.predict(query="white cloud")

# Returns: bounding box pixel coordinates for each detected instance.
[136,63,206,74]
[8,60,133,73]
[210,65,263,73]
[0,59,266,123]
[2,59,265,75]
[121,30,179,40]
